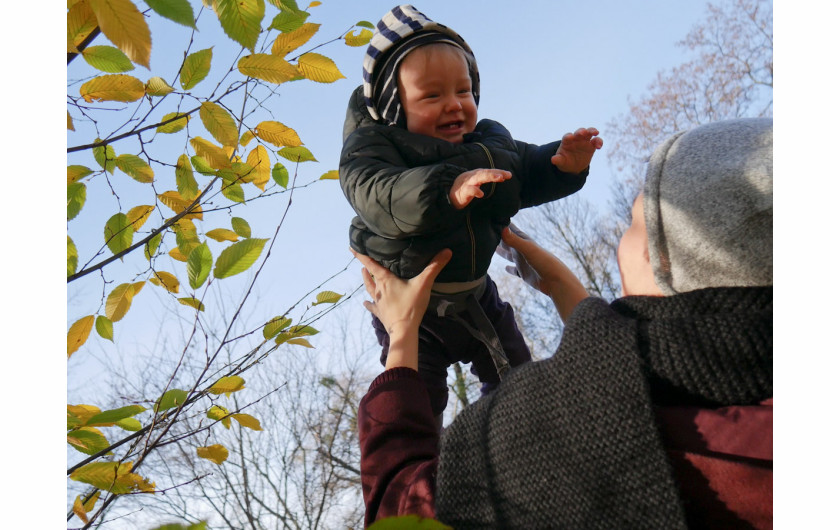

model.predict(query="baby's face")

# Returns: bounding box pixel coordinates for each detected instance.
[397,44,477,144]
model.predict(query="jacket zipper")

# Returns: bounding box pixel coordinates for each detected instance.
[467,142,496,278]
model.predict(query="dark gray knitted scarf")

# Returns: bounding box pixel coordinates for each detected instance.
[436,286,772,529]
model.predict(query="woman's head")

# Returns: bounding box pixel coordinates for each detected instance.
[619,118,773,296]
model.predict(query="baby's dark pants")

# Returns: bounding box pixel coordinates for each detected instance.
[371,276,531,417]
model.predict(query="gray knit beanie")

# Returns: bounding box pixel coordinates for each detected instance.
[362,4,479,126]
[644,117,773,295]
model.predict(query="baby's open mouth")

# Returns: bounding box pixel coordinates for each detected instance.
[438,121,463,131]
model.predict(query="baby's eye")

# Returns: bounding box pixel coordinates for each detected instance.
[423,93,439,100]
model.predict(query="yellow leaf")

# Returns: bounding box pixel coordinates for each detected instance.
[232,413,263,431]
[199,101,239,148]
[105,283,136,322]
[190,136,232,170]
[80,74,145,103]
[145,76,174,96]
[126,204,154,230]
[286,337,314,348]
[180,48,213,90]
[313,290,342,305]
[238,53,300,85]
[83,490,100,513]
[319,169,338,180]
[67,315,95,358]
[307,1,321,7]
[297,52,345,83]
[69,461,155,494]
[157,112,191,134]
[115,154,155,183]
[68,110,75,131]
[158,190,203,220]
[68,0,97,53]
[208,375,245,395]
[246,145,271,190]
[72,496,89,524]
[68,165,93,184]
[240,130,255,146]
[149,271,180,293]
[207,405,231,426]
[132,281,145,296]
[89,0,152,68]
[177,296,205,311]
[271,22,320,56]
[169,248,188,262]
[254,121,302,148]
[196,444,228,465]
[206,228,239,242]
[344,28,373,47]
[68,404,101,429]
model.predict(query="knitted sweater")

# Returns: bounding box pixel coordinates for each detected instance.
[358,286,772,528]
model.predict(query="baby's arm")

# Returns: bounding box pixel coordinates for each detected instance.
[449,169,512,209]
[550,127,603,174]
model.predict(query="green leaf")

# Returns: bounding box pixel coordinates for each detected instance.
[272,162,289,187]
[81,45,135,73]
[221,182,245,203]
[150,521,208,530]
[269,9,308,32]
[144,0,196,28]
[213,238,268,279]
[178,296,205,311]
[93,140,117,174]
[180,48,212,90]
[231,217,251,238]
[95,315,114,342]
[67,427,111,456]
[87,405,146,426]
[313,290,342,305]
[67,165,93,184]
[68,236,78,277]
[191,155,216,176]
[155,389,188,412]
[214,0,265,51]
[262,316,291,339]
[277,146,317,163]
[187,242,213,290]
[104,213,134,256]
[145,231,162,261]
[68,182,86,220]
[157,112,190,133]
[145,76,175,96]
[176,154,199,200]
[116,417,142,431]
[199,101,239,148]
[356,20,374,29]
[115,154,154,183]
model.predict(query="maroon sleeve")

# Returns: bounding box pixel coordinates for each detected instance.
[655,399,773,529]
[358,367,440,527]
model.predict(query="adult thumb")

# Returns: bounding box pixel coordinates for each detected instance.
[420,248,452,284]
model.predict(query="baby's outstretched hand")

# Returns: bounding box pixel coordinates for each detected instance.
[551,127,603,174]
[450,168,512,209]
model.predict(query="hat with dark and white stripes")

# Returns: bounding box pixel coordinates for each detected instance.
[363,4,479,126]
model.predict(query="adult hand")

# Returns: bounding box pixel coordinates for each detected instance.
[498,225,589,322]
[449,168,512,209]
[551,127,603,174]
[352,248,452,370]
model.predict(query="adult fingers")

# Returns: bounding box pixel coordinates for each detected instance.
[417,248,452,287]
[351,248,388,278]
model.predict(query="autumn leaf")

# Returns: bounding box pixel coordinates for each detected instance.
[89,0,152,68]
[68,165,92,185]
[277,146,317,163]
[214,0,264,51]
[85,404,146,427]
[206,228,239,242]
[68,236,79,277]
[68,182,86,220]
[155,389,189,412]
[126,204,154,230]
[367,515,452,530]
[158,190,203,220]
[82,45,134,73]
[187,243,213,290]
[319,169,338,180]
[145,76,175,96]
[95,315,114,342]
[208,375,245,395]
[144,0,196,28]
[68,404,101,430]
[175,154,199,200]
[271,22,320,56]
[254,121,302,148]
[145,232,163,261]
[231,217,251,238]
[157,112,190,134]
[80,74,145,103]
[69,461,155,494]
[93,141,117,173]
[344,28,373,47]
[68,315,95,358]
[207,405,231,429]
[232,413,262,430]
[149,271,180,293]
[68,0,98,53]
[68,110,75,130]
[181,48,213,90]
[197,444,229,465]
[178,296,205,311]
[297,52,345,83]
[213,238,268,278]
[272,163,289,187]
[221,182,245,203]
[269,9,309,32]
[313,290,342,305]
[200,101,239,148]
[262,316,291,339]
[115,154,154,183]
[67,427,111,456]
[104,213,134,256]
[190,136,231,170]
[105,282,139,322]
[238,54,300,84]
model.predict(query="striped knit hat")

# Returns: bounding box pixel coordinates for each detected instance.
[363,5,480,126]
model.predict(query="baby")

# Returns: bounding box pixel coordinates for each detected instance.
[339,4,602,422]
